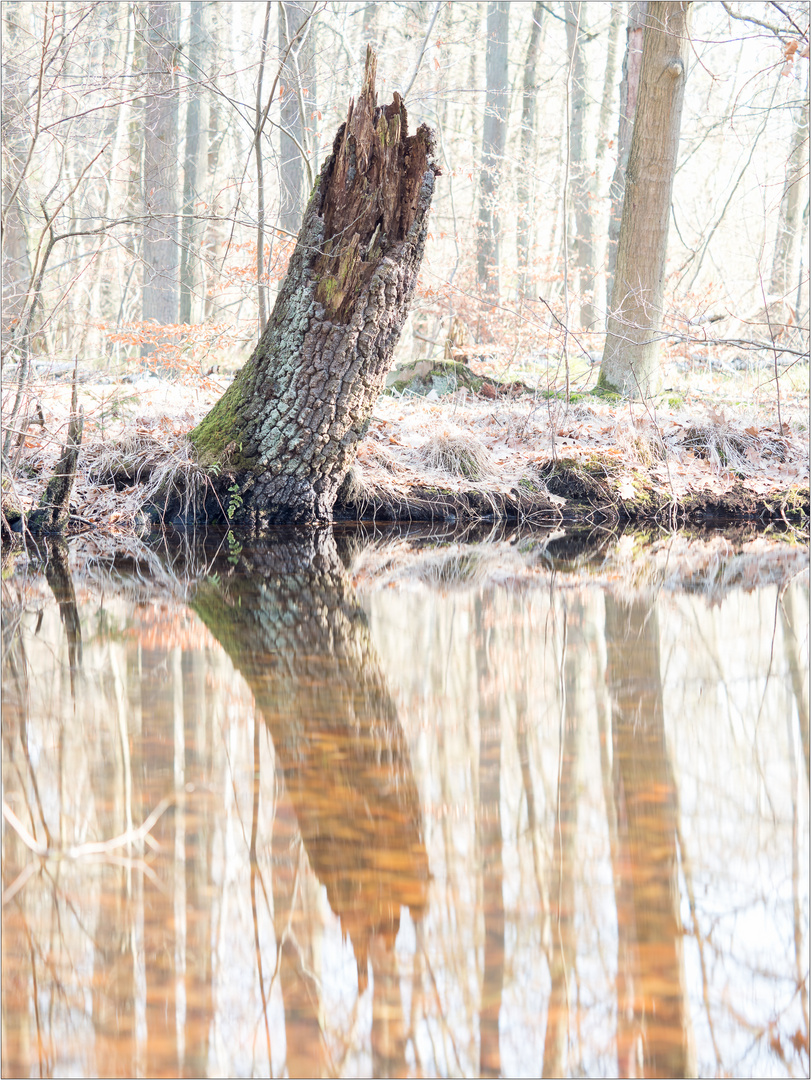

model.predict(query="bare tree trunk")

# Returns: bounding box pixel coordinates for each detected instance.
[516,2,545,301]
[181,650,214,1079]
[188,50,438,525]
[606,2,647,302]
[599,2,691,399]
[770,69,809,301]
[271,781,327,1079]
[140,647,180,1078]
[141,1,180,362]
[781,588,810,783]
[370,931,409,1078]
[476,1,510,302]
[179,1,208,326]
[595,4,625,174]
[278,2,316,233]
[565,2,596,328]
[594,4,624,321]
[1,5,33,363]
[362,0,378,48]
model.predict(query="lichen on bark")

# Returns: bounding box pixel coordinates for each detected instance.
[187,47,439,526]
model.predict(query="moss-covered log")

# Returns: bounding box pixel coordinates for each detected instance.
[188,48,439,525]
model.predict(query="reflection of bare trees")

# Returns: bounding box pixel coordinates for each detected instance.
[475,595,504,1078]
[270,782,326,1079]
[782,587,810,784]
[542,600,581,1079]
[2,537,807,1077]
[604,594,695,1079]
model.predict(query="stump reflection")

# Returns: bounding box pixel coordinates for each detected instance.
[193,530,429,1005]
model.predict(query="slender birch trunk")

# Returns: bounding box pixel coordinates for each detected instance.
[770,71,809,301]
[565,1,596,327]
[476,1,510,302]
[141,1,180,362]
[516,2,545,301]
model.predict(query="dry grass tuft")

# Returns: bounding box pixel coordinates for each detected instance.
[84,433,212,521]
[84,431,166,486]
[611,417,666,466]
[679,418,786,476]
[420,426,494,480]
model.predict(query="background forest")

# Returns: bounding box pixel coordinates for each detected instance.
[1,0,809,470]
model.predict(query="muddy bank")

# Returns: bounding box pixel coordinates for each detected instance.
[3,450,807,546]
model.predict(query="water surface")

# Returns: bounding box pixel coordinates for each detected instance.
[2,529,808,1078]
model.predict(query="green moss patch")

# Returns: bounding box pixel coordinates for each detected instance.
[187,376,255,471]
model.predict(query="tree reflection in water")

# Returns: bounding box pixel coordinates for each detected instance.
[605,594,696,1079]
[193,529,429,1077]
[1,532,807,1078]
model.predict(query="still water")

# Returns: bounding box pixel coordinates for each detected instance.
[2,528,808,1078]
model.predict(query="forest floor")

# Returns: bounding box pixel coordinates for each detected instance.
[1,351,808,556]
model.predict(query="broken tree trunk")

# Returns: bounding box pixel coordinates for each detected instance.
[187,48,439,525]
[27,370,84,537]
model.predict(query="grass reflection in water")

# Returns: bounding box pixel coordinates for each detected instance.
[1,527,808,1078]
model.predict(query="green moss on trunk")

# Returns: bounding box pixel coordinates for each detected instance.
[187,373,254,470]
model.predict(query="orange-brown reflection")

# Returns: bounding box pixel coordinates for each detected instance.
[605,594,696,1079]
[193,529,429,1076]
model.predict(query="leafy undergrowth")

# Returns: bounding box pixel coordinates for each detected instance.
[1,366,808,545]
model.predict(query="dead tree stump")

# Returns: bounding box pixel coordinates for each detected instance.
[188,48,439,525]
[28,372,84,537]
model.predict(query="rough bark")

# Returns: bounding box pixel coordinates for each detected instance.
[141,1,180,359]
[188,49,439,525]
[476,1,510,301]
[598,2,691,399]
[605,2,647,302]
[191,530,429,992]
[516,2,545,301]
[565,2,597,328]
